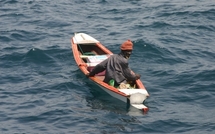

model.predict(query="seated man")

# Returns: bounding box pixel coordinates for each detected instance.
[86,40,141,88]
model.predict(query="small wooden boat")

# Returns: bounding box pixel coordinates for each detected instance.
[71,33,149,112]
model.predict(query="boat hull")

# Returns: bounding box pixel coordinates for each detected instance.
[71,33,149,112]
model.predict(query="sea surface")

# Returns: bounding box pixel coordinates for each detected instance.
[0,0,215,133]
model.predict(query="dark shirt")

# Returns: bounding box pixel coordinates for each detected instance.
[89,52,137,85]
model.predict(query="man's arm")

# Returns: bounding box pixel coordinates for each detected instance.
[122,62,141,81]
[87,58,108,77]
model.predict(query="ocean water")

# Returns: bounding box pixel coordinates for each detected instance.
[1,0,215,133]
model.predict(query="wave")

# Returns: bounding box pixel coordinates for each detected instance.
[23,48,54,65]
[134,39,185,65]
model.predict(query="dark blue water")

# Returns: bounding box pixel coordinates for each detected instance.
[1,0,215,133]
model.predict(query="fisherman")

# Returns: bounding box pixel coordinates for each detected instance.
[86,40,141,88]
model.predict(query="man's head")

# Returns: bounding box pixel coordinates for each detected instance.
[120,40,133,51]
[120,40,133,59]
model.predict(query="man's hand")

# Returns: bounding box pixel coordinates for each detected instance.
[86,72,94,77]
[135,73,141,79]
[86,73,90,77]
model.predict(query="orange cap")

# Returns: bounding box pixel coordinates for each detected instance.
[120,40,133,50]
